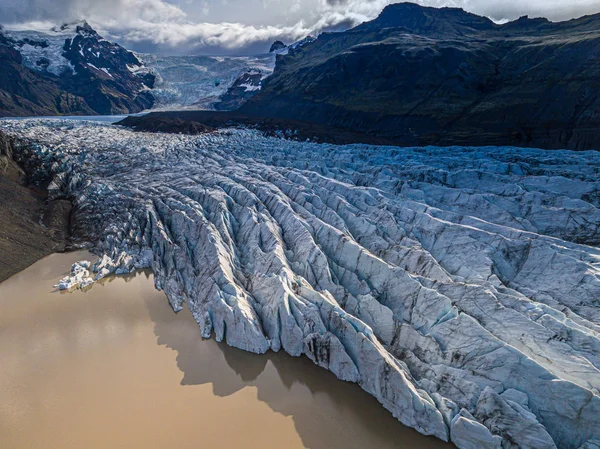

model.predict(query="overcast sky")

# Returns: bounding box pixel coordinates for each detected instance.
[2,0,600,54]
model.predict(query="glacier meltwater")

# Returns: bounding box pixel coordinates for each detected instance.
[1,119,599,449]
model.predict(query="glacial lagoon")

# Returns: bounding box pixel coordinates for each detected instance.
[0,251,450,449]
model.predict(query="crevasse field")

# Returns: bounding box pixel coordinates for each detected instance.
[2,119,599,449]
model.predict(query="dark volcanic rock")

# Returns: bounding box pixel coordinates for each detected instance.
[118,110,400,145]
[0,21,155,117]
[126,116,215,135]
[43,199,72,242]
[241,3,600,150]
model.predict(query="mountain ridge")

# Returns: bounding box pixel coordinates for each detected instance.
[240,2,600,150]
[0,21,155,117]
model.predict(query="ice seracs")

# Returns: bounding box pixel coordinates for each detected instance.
[2,119,599,448]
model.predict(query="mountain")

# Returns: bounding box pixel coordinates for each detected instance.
[241,3,600,150]
[269,41,287,53]
[0,22,155,117]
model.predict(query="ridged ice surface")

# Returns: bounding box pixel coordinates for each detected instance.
[2,119,600,449]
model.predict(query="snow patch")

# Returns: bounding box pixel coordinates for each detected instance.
[239,83,261,92]
[4,29,74,76]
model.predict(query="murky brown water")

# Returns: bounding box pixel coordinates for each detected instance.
[0,251,452,449]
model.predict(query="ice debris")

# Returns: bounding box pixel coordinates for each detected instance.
[55,260,93,290]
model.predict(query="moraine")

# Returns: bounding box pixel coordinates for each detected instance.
[1,118,599,449]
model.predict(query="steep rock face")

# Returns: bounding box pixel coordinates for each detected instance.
[0,22,155,116]
[242,3,600,150]
[269,41,287,53]
[2,119,599,448]
[57,22,155,114]
[0,129,16,175]
[214,68,267,111]
[0,32,93,116]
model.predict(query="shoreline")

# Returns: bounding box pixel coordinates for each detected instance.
[0,251,453,449]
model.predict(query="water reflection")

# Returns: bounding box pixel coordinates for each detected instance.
[144,289,454,449]
[0,252,452,449]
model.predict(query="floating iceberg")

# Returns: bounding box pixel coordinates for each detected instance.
[55,260,93,290]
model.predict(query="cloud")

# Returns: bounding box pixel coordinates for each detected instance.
[115,20,313,54]
[1,0,185,24]
[2,0,600,54]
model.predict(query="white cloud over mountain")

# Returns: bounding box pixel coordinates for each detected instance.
[2,0,600,53]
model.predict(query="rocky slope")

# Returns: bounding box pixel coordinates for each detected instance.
[268,36,316,56]
[0,22,155,116]
[1,118,599,449]
[241,3,600,150]
[0,130,70,281]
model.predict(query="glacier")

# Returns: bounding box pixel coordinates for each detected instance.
[1,118,599,448]
[2,23,83,76]
[140,54,275,110]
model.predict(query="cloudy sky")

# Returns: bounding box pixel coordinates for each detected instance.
[2,0,600,54]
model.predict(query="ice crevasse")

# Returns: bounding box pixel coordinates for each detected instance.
[3,119,600,449]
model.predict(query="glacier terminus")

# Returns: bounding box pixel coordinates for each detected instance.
[1,119,599,449]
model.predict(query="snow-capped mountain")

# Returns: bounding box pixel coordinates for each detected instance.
[0,21,155,116]
[269,41,287,53]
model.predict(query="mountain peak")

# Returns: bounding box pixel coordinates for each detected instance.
[0,19,155,115]
[269,41,287,53]
[50,20,96,35]
[355,2,494,34]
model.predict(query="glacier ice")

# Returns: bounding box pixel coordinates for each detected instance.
[140,54,275,110]
[3,25,81,76]
[55,260,93,290]
[2,118,600,448]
